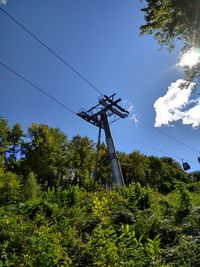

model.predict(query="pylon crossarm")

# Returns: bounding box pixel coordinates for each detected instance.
[99,96,129,118]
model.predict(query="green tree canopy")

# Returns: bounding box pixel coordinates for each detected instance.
[0,117,10,167]
[96,143,110,187]
[68,135,96,187]
[0,118,23,171]
[22,123,68,188]
[6,123,23,171]
[0,166,21,205]
[140,0,200,80]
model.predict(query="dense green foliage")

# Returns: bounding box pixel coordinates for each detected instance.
[140,0,200,80]
[140,0,200,50]
[0,118,200,266]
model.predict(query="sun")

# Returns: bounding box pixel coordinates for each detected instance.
[179,49,200,68]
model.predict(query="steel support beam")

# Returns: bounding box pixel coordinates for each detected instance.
[101,112,125,186]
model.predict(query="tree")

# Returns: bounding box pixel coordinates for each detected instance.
[140,0,200,80]
[120,151,149,186]
[0,167,21,205]
[0,117,10,167]
[24,172,41,201]
[67,135,95,187]
[188,171,200,182]
[96,143,111,187]
[6,123,23,172]
[21,123,68,188]
[0,118,23,172]
[147,156,188,193]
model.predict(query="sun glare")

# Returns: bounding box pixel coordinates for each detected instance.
[179,49,200,68]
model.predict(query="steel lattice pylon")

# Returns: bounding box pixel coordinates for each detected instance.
[77,93,129,186]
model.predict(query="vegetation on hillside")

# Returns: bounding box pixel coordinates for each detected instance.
[0,117,200,266]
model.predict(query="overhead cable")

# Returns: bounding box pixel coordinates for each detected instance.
[1,60,199,168]
[0,61,76,115]
[0,7,104,96]
[138,119,199,154]
[114,132,199,167]
[1,7,198,157]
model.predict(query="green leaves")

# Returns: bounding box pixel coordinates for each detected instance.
[175,183,192,223]
[146,235,161,265]
[0,167,21,205]
[0,182,200,266]
[140,0,200,81]
[22,123,69,188]
[68,135,95,187]
[0,117,200,266]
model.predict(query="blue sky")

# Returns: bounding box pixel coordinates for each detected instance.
[1,0,200,171]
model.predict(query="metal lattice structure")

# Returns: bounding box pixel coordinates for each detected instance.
[77,93,129,186]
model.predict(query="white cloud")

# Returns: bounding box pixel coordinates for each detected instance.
[0,0,8,5]
[154,79,200,128]
[182,100,200,128]
[123,100,139,123]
